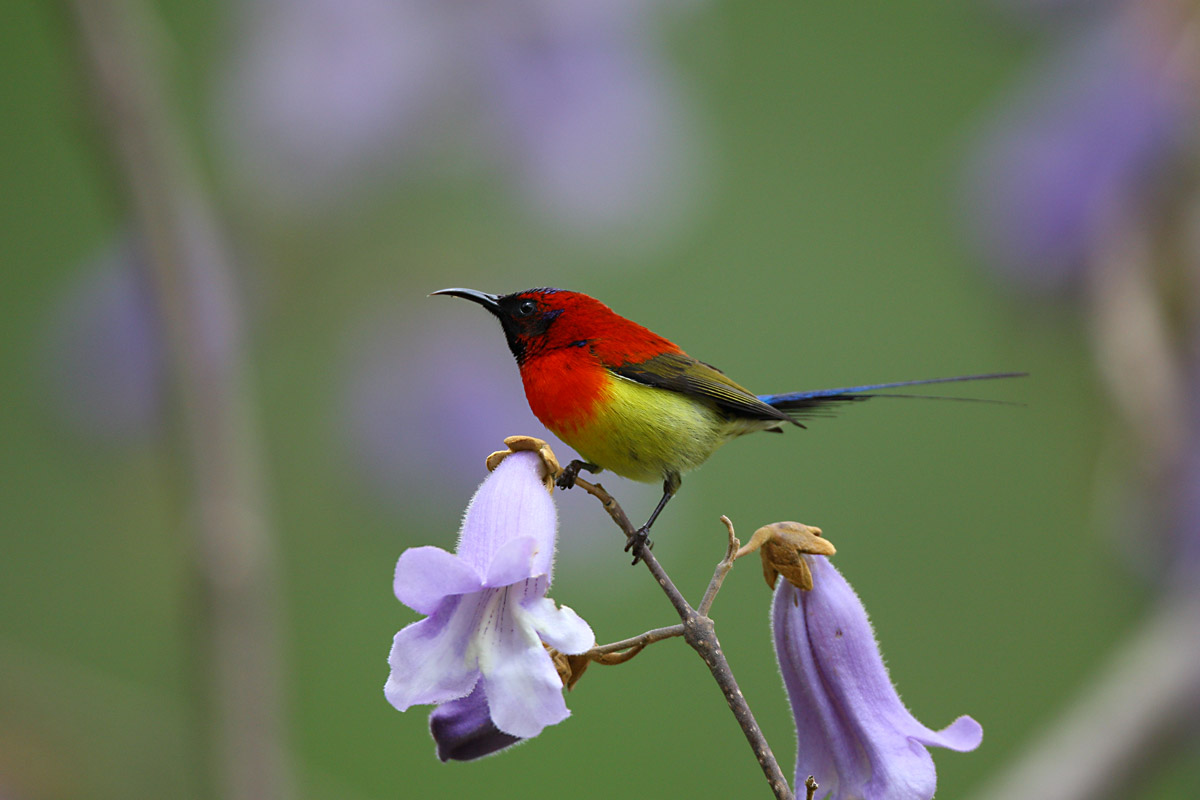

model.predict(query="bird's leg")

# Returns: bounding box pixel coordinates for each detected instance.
[626,474,681,565]
[556,459,599,490]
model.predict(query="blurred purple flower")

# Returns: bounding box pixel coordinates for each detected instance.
[216,0,701,240]
[217,0,446,207]
[961,8,1193,292]
[43,238,163,439]
[478,5,698,240]
[339,310,535,504]
[385,449,594,748]
[772,556,982,800]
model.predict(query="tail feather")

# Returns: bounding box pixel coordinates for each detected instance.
[759,372,1026,420]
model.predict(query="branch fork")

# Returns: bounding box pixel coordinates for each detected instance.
[485,435,837,799]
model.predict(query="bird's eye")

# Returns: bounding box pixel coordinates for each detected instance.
[515,299,538,317]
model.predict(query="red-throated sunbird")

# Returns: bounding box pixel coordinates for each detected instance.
[433,287,1022,556]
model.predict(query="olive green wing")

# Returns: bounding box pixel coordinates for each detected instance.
[611,352,797,425]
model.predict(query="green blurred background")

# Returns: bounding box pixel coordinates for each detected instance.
[3,1,1197,798]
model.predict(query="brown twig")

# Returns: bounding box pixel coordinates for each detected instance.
[586,625,686,661]
[698,515,740,616]
[570,477,794,800]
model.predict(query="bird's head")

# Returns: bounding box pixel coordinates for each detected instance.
[431,287,617,364]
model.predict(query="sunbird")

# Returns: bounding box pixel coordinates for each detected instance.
[433,287,1021,554]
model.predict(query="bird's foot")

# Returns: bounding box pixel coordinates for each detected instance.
[624,526,654,566]
[555,460,594,491]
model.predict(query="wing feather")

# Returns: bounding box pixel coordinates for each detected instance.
[611,352,795,425]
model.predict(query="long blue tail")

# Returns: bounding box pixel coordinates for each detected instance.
[758,372,1026,420]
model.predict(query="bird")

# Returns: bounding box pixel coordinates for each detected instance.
[432,287,1021,558]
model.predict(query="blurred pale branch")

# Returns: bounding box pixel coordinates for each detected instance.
[1086,215,1188,479]
[968,590,1200,800]
[65,1,291,799]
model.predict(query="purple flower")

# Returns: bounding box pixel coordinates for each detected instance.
[43,238,164,439]
[960,9,1192,292]
[339,310,531,506]
[479,5,700,244]
[385,446,594,752]
[772,556,982,800]
[215,0,702,243]
[216,0,445,210]
[428,684,523,762]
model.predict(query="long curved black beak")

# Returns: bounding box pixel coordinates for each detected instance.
[430,288,502,315]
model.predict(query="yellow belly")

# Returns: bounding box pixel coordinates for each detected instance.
[550,372,773,483]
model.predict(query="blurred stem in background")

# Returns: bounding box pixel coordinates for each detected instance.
[969,592,1200,800]
[962,1,1200,796]
[66,1,292,799]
